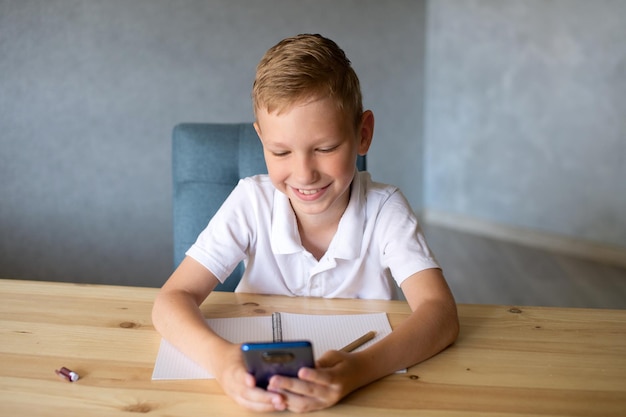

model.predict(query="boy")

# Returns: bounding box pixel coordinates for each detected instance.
[152,34,459,413]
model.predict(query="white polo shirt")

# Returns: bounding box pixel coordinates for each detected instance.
[186,171,439,300]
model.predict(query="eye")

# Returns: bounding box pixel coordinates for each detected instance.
[317,145,339,153]
[271,150,290,157]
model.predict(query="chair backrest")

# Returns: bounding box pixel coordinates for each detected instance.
[172,122,366,291]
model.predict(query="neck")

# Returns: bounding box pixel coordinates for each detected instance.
[295,196,349,261]
[297,219,337,261]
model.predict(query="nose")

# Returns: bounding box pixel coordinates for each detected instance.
[292,153,318,185]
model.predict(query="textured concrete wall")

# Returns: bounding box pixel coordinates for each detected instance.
[0,0,425,286]
[424,0,626,247]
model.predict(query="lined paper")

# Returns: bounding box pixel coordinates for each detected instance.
[279,312,390,359]
[152,312,393,380]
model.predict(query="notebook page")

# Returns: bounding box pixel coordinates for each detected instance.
[152,312,398,380]
[278,312,392,359]
[152,316,270,380]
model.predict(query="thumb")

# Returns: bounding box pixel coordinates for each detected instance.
[315,350,346,368]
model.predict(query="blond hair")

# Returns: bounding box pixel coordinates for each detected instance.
[252,34,363,130]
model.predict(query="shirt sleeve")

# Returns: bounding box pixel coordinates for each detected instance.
[375,190,440,286]
[185,179,256,282]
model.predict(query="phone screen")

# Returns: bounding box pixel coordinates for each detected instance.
[241,341,314,389]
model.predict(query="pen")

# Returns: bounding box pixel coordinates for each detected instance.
[340,330,376,352]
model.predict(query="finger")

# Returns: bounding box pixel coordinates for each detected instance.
[236,385,287,412]
[298,366,333,386]
[268,374,344,412]
[283,392,325,413]
[268,374,318,397]
[243,372,256,388]
[271,384,325,413]
[315,349,346,368]
[227,371,287,412]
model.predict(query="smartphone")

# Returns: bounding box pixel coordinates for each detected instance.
[241,341,314,389]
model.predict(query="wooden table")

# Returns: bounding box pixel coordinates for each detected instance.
[1,279,625,416]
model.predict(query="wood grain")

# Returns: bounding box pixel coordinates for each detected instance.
[1,279,624,416]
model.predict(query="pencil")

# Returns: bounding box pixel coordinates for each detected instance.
[340,330,376,352]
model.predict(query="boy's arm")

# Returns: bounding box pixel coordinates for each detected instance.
[268,267,459,412]
[151,256,287,412]
[152,256,222,370]
[353,267,459,378]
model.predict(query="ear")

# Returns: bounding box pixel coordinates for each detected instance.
[253,121,262,140]
[357,110,374,155]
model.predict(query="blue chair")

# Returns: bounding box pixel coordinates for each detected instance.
[172,122,366,291]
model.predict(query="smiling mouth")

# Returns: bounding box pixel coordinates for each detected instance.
[292,184,329,198]
[298,188,321,195]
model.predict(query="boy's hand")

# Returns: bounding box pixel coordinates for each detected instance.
[266,350,362,413]
[213,344,287,412]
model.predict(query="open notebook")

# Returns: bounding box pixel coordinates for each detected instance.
[152,312,394,380]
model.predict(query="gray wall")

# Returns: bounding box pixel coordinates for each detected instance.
[3,0,624,288]
[424,0,626,248]
[0,0,426,286]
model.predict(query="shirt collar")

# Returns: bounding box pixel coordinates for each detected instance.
[271,191,302,254]
[270,172,366,259]
[328,171,365,260]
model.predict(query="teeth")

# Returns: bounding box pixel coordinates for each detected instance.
[298,189,319,195]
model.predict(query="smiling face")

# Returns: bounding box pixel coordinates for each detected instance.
[254,96,373,225]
